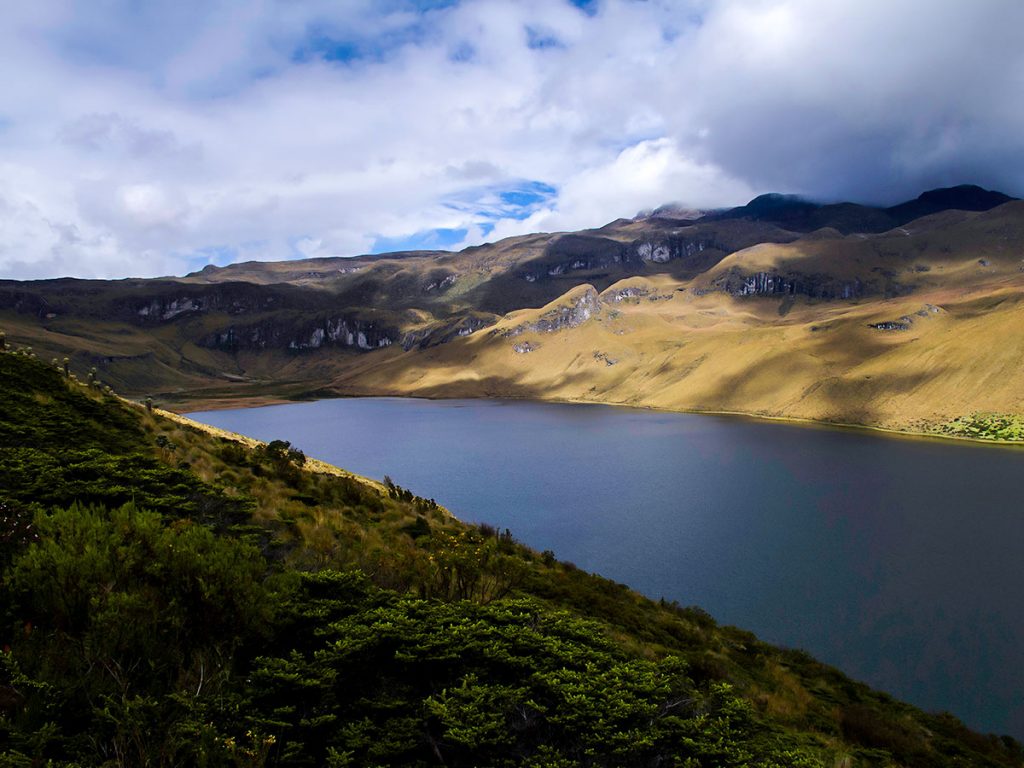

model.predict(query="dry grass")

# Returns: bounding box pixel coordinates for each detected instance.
[7,201,1024,438]
[331,265,1024,434]
[152,405,393,493]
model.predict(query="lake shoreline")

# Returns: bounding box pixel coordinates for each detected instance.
[174,386,1024,451]
[184,393,1024,739]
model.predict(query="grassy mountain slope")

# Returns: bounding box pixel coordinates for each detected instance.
[0,187,1021,438]
[1,348,1022,766]
[323,202,1024,433]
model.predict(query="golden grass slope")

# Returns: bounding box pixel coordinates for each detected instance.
[3,200,1023,435]
[330,205,1024,432]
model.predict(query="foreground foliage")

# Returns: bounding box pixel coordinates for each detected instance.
[1,350,1022,767]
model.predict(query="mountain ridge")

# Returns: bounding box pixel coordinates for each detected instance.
[1,184,1022,439]
[700,184,1016,235]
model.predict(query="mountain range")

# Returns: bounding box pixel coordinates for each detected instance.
[1,183,1021,437]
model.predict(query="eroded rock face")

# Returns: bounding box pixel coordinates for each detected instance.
[504,287,602,337]
[518,234,723,283]
[202,316,394,352]
[423,274,457,293]
[129,288,288,325]
[869,320,911,331]
[705,269,875,300]
[400,315,496,350]
[137,297,202,320]
[740,271,861,299]
[0,280,319,326]
[605,285,651,302]
[0,289,50,317]
[602,285,675,303]
[518,235,625,283]
[122,284,298,324]
[868,305,942,331]
[632,237,714,264]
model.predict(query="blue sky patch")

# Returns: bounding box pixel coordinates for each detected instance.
[406,0,460,11]
[293,37,362,65]
[497,181,558,217]
[372,227,469,254]
[366,180,555,255]
[569,0,599,17]
[290,2,465,67]
[291,31,386,66]
[443,179,558,223]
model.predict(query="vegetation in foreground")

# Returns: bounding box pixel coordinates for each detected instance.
[1,347,1022,767]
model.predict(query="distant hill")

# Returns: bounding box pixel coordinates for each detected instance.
[704,184,1016,234]
[0,185,1022,438]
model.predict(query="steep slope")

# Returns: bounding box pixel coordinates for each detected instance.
[1,349,1022,766]
[321,201,1024,434]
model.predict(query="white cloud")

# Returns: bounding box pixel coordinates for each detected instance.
[0,0,1021,279]
[471,138,754,245]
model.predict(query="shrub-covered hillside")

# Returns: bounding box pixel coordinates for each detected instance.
[0,348,1021,766]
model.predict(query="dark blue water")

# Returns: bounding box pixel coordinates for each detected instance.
[188,397,1024,738]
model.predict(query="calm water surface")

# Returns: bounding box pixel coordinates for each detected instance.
[189,397,1024,738]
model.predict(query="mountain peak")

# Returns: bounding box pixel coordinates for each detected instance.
[886,184,1015,222]
[741,192,819,215]
[911,184,1014,208]
[697,184,1016,234]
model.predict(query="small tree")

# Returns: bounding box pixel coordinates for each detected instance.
[155,434,177,458]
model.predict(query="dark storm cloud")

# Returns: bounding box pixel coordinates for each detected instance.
[673,0,1024,203]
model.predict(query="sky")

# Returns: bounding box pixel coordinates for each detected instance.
[1,0,1023,280]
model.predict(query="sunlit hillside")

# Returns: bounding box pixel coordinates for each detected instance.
[1,189,1022,439]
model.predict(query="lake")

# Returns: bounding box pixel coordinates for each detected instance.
[188,397,1024,738]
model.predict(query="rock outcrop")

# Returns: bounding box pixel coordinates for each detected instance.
[0,288,50,317]
[709,269,866,300]
[202,315,395,352]
[504,287,602,337]
[518,233,724,284]
[632,236,717,264]
[602,284,674,303]
[118,283,316,324]
[400,315,496,350]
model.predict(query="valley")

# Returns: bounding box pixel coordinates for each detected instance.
[1,185,1022,440]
